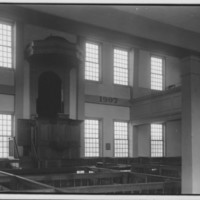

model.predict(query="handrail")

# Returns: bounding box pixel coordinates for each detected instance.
[0,170,180,194]
[0,170,62,193]
[59,181,180,194]
[132,85,181,102]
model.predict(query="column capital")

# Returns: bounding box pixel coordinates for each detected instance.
[182,55,200,76]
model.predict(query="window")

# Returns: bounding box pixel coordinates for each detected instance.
[151,56,164,90]
[0,22,13,68]
[114,121,128,157]
[113,48,129,86]
[84,119,100,157]
[151,124,164,157]
[0,114,12,158]
[85,42,100,81]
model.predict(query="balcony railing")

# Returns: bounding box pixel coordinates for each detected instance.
[132,85,181,102]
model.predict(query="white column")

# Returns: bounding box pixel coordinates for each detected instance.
[182,56,200,194]
[132,125,138,157]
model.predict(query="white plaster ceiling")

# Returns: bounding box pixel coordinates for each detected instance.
[114,6,200,34]
[20,4,200,34]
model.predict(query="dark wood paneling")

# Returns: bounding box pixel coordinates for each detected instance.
[17,119,33,146]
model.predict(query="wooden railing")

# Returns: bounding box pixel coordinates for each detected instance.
[0,168,181,194]
[21,170,181,194]
[39,156,181,169]
[0,170,62,193]
[59,181,180,194]
[132,85,181,102]
[131,163,181,178]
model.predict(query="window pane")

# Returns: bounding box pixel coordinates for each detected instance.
[151,124,164,157]
[114,121,128,157]
[85,42,100,81]
[114,48,128,85]
[0,114,12,158]
[0,22,12,68]
[84,119,99,157]
[151,56,163,90]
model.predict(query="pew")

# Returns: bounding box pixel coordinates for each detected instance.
[0,168,181,194]
[20,170,181,194]
[0,156,182,194]
[0,170,60,193]
[0,157,181,170]
[59,181,180,194]
[131,163,181,178]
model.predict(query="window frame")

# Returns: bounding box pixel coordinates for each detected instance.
[0,19,14,70]
[0,113,14,159]
[150,123,165,158]
[113,46,130,86]
[84,41,102,82]
[113,120,129,158]
[84,118,101,158]
[150,55,165,91]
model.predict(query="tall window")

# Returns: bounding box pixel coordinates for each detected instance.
[0,22,13,68]
[151,124,164,157]
[114,121,128,157]
[113,48,129,86]
[84,119,100,157]
[151,56,164,90]
[0,114,12,158]
[85,42,100,81]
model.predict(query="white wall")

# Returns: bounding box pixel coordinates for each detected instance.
[0,94,14,113]
[132,126,138,157]
[85,41,131,99]
[69,68,77,119]
[84,103,130,157]
[0,68,14,86]
[165,120,181,157]
[23,64,30,119]
[83,40,133,157]
[0,68,15,114]
[135,50,181,98]
[135,121,181,158]
[131,91,181,123]
[165,56,181,87]
[138,50,150,89]
[137,124,151,157]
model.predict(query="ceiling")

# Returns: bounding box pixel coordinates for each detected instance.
[20,4,200,34]
[114,6,200,34]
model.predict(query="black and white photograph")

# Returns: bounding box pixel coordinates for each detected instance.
[0,2,199,199]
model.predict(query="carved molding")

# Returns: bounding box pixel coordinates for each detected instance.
[25,35,83,68]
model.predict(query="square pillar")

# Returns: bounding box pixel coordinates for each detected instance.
[182,56,200,194]
[132,125,138,157]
